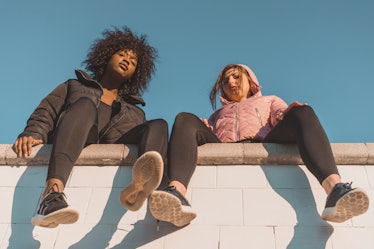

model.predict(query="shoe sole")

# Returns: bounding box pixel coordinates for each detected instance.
[31,207,79,228]
[321,188,369,223]
[149,190,197,227]
[119,151,163,211]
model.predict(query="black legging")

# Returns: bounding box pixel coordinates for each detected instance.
[47,97,168,185]
[167,112,221,187]
[263,105,338,183]
[168,106,338,187]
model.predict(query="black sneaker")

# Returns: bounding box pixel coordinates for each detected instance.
[31,192,79,228]
[149,186,196,227]
[321,182,369,223]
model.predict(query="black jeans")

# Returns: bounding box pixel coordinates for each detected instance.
[168,106,338,188]
[47,97,168,185]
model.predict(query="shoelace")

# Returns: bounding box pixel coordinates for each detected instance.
[44,192,66,205]
[164,186,177,193]
[342,182,353,190]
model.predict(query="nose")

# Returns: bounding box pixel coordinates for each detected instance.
[228,76,237,86]
[121,54,131,65]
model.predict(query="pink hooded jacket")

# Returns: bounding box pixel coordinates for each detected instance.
[208,64,288,142]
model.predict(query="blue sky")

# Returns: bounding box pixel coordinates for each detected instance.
[1,0,373,144]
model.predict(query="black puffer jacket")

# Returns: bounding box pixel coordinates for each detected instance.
[18,70,146,144]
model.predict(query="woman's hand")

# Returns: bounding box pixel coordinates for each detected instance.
[200,118,214,131]
[13,136,43,158]
[283,101,308,115]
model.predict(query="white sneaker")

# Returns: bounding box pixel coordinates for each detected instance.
[119,151,163,211]
[149,186,196,227]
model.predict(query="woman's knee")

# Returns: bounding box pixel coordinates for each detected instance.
[286,105,323,131]
[288,105,316,120]
[147,118,168,134]
[57,97,97,129]
[174,112,200,126]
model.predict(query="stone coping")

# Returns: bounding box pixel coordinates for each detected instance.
[1,143,373,166]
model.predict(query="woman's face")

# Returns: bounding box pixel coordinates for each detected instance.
[221,67,251,102]
[105,49,138,82]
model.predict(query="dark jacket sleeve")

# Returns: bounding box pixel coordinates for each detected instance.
[18,82,68,143]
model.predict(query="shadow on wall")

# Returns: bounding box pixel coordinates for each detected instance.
[5,142,336,248]
[7,165,43,249]
[6,148,179,248]
[261,165,334,249]
[68,168,181,249]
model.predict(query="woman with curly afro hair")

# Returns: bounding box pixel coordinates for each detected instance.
[14,26,168,228]
[84,26,157,95]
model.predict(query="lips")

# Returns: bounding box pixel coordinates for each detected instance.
[230,86,238,93]
[119,62,128,71]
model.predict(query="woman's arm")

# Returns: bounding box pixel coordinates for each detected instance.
[14,82,68,157]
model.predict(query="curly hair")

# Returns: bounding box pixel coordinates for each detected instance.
[83,26,158,95]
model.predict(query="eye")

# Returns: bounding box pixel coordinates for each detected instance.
[130,59,137,66]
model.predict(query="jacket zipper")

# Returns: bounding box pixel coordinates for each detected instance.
[235,103,239,141]
[255,107,264,127]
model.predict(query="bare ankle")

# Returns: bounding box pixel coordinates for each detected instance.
[43,178,65,198]
[169,180,187,196]
[321,174,341,195]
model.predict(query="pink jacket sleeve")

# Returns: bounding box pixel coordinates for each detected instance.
[269,96,288,127]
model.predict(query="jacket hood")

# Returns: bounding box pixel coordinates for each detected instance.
[220,64,262,105]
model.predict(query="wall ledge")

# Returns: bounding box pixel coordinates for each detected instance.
[1,143,373,166]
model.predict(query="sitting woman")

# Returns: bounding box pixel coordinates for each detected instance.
[148,63,369,227]
[14,27,167,228]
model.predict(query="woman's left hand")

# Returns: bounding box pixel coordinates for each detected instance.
[284,101,308,115]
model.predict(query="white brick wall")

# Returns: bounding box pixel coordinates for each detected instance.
[1,143,373,249]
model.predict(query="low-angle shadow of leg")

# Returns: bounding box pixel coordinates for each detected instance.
[261,165,334,249]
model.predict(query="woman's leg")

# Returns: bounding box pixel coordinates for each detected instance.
[263,105,369,222]
[32,97,98,228]
[115,118,168,161]
[263,105,339,194]
[45,97,98,196]
[116,119,168,211]
[149,112,220,227]
[167,112,221,194]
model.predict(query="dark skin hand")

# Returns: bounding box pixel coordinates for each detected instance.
[13,136,43,158]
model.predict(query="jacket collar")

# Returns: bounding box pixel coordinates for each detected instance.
[74,69,146,106]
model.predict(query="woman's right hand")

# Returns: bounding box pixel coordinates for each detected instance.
[13,136,43,158]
